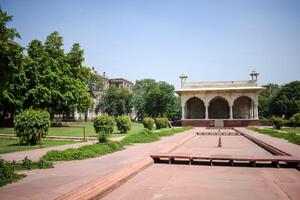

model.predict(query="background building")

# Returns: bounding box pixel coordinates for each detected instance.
[176,70,264,127]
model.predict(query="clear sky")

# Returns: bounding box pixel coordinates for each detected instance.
[2,0,300,88]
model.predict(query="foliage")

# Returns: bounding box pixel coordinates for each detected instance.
[0,9,27,126]
[88,72,104,98]
[289,113,300,127]
[0,159,26,187]
[14,109,50,145]
[155,117,169,129]
[142,117,155,130]
[22,32,92,118]
[121,126,192,145]
[132,79,180,120]
[258,84,280,118]
[249,127,300,145]
[93,115,114,142]
[121,129,160,145]
[103,87,133,116]
[42,141,124,161]
[269,81,300,118]
[272,117,283,129]
[115,115,131,133]
[156,126,192,137]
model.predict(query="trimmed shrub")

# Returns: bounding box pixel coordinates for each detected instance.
[290,113,300,127]
[0,159,26,187]
[93,115,115,142]
[14,109,50,145]
[143,117,155,130]
[273,117,283,129]
[115,115,131,133]
[155,117,169,129]
[42,141,124,161]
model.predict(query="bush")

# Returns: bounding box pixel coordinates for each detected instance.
[115,115,131,133]
[121,129,159,145]
[0,159,26,187]
[42,141,124,161]
[93,115,115,142]
[290,113,300,127]
[143,117,155,130]
[14,109,50,145]
[273,117,283,129]
[155,117,169,129]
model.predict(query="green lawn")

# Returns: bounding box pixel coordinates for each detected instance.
[0,121,144,138]
[248,127,300,145]
[280,127,300,134]
[0,138,78,154]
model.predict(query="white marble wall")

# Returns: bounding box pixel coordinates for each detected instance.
[181,92,259,120]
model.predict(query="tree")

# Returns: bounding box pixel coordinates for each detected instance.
[103,87,133,116]
[0,9,27,126]
[132,79,180,119]
[258,83,280,118]
[269,81,300,118]
[23,32,92,118]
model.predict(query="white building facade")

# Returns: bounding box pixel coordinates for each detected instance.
[176,71,264,127]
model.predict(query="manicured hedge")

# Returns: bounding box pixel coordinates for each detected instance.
[93,115,115,142]
[42,141,124,161]
[14,109,50,145]
[115,115,131,133]
[155,117,169,129]
[142,117,155,130]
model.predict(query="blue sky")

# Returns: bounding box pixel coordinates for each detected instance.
[2,0,300,88]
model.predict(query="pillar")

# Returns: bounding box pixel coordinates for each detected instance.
[229,103,233,119]
[205,105,208,119]
[254,103,259,119]
[181,101,185,119]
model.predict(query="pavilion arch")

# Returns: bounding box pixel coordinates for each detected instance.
[208,96,230,119]
[184,97,205,119]
[233,96,255,119]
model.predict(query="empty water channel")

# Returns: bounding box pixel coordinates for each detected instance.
[151,127,299,168]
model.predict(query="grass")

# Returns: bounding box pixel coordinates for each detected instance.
[0,138,78,154]
[0,157,53,187]
[42,141,124,161]
[248,127,300,145]
[0,121,144,138]
[42,126,192,161]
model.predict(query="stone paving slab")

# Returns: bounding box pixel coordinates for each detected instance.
[0,141,96,162]
[102,164,300,200]
[237,128,300,159]
[0,129,195,200]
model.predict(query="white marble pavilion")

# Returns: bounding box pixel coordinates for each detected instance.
[175,70,264,127]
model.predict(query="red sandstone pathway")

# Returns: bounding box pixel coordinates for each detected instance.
[102,164,300,200]
[0,129,195,200]
[0,141,96,162]
[237,127,300,158]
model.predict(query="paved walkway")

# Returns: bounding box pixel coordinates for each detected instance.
[0,141,96,162]
[1,127,300,200]
[237,127,300,159]
[0,129,195,200]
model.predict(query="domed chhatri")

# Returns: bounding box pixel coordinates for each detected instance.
[176,70,264,127]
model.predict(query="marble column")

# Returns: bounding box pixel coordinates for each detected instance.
[229,104,233,119]
[205,105,208,119]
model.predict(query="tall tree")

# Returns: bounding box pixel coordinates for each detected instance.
[269,81,300,118]
[133,79,180,119]
[258,83,280,118]
[23,32,92,118]
[103,87,133,116]
[0,9,26,126]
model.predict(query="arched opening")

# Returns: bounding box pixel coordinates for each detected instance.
[185,97,205,119]
[233,96,254,119]
[208,96,230,119]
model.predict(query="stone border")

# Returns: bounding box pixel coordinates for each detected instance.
[55,130,195,200]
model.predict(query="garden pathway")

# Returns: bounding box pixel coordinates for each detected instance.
[0,141,95,161]
[0,128,195,200]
